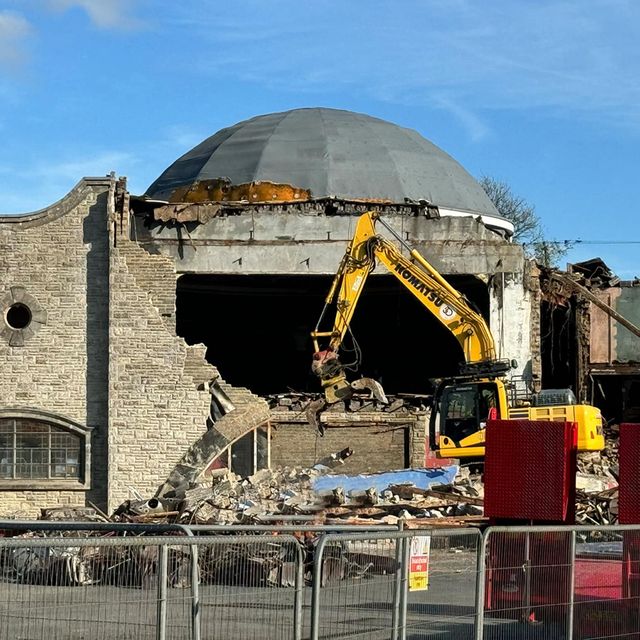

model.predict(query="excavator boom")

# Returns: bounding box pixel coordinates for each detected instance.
[311,211,497,403]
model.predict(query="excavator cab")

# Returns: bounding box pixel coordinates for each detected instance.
[430,377,509,459]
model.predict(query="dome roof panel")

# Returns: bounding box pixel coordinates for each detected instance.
[146,107,503,221]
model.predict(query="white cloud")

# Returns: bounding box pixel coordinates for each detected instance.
[432,96,490,142]
[0,11,32,69]
[46,0,142,29]
[170,0,640,136]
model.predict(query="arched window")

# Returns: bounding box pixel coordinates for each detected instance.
[0,410,91,489]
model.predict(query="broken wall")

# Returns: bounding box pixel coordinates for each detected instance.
[137,207,533,384]
[590,286,640,365]
[489,268,537,382]
[135,210,524,277]
[108,219,271,509]
[0,178,111,515]
[107,234,215,509]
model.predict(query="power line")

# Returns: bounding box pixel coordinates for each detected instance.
[529,240,640,246]
[573,240,640,245]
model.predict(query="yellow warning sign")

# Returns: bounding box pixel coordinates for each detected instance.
[409,536,431,592]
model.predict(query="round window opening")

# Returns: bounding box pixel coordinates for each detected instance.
[6,303,32,330]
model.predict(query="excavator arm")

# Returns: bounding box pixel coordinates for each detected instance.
[311,211,498,405]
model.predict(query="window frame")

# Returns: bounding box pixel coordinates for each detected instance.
[208,424,271,479]
[0,409,92,490]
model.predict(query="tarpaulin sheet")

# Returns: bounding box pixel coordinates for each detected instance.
[312,466,459,493]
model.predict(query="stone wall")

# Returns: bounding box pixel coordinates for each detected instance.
[0,177,271,515]
[107,235,214,509]
[108,226,271,509]
[0,178,112,516]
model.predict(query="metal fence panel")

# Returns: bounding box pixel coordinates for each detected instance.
[0,535,303,640]
[478,525,640,640]
[310,529,482,640]
[404,529,482,640]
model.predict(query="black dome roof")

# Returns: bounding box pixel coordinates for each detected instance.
[146,107,503,222]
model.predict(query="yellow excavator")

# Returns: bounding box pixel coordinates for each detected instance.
[310,211,604,459]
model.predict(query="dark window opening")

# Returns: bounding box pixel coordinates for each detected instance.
[205,426,270,479]
[540,300,577,391]
[177,274,490,396]
[6,303,32,330]
[0,418,82,481]
[591,376,640,424]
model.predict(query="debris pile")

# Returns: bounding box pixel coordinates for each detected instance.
[110,460,484,528]
[575,424,620,525]
[266,392,430,414]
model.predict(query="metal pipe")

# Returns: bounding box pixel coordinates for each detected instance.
[255,515,319,522]
[0,533,296,548]
[376,215,412,252]
[187,524,397,533]
[474,523,640,534]
[391,520,405,640]
[0,520,195,535]
[0,520,396,537]
[156,544,168,640]
[474,524,486,640]
[399,532,411,640]
[523,532,532,623]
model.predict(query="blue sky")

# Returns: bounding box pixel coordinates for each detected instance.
[1,0,639,276]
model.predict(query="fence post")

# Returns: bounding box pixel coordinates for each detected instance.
[566,530,576,640]
[294,541,305,640]
[399,532,411,640]
[474,528,489,640]
[522,532,532,623]
[190,544,201,640]
[310,535,329,640]
[156,544,168,640]
[391,521,405,640]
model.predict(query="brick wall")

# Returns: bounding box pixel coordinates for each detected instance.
[270,411,428,473]
[0,179,112,516]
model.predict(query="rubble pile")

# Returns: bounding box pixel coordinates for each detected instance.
[110,460,484,528]
[575,424,620,525]
[576,487,618,526]
[266,392,430,414]
[172,466,323,525]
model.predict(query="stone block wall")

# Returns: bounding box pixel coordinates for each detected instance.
[0,178,112,516]
[108,236,215,508]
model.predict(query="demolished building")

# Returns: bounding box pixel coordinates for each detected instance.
[0,107,539,515]
[540,258,640,422]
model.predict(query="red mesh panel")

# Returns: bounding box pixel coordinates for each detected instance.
[484,419,577,522]
[619,423,640,524]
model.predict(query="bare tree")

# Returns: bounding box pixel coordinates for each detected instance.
[479,176,569,267]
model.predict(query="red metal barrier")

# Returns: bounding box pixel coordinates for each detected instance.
[618,423,640,635]
[619,423,640,524]
[484,419,577,522]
